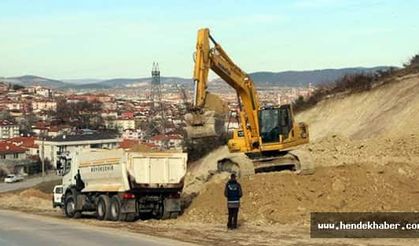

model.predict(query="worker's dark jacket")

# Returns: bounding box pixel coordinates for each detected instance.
[224,179,243,208]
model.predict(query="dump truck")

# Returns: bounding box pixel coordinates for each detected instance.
[54,148,187,221]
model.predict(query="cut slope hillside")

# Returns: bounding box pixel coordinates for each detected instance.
[296,73,419,141]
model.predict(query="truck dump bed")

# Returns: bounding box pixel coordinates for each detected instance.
[127,152,187,187]
[127,152,187,190]
[77,149,187,193]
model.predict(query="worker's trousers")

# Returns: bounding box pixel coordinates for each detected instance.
[227,207,239,229]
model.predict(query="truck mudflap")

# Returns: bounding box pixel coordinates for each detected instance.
[157,198,182,220]
[75,194,87,210]
[164,198,181,214]
[121,199,136,214]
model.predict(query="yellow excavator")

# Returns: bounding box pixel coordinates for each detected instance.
[185,28,314,176]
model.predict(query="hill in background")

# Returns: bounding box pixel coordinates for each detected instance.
[0,66,394,90]
[248,66,392,86]
[1,75,67,88]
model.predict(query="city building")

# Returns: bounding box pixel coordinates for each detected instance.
[32,100,57,112]
[0,142,26,160]
[34,86,52,98]
[148,134,183,150]
[5,136,39,156]
[105,117,136,132]
[35,133,120,168]
[0,120,19,140]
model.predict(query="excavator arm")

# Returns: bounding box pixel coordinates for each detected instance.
[191,28,261,149]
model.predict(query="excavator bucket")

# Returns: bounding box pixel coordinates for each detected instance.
[185,111,223,138]
[185,93,228,139]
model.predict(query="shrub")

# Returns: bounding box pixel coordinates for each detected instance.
[294,70,390,113]
[294,53,418,113]
[404,54,419,70]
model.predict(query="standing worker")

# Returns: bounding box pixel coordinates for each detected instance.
[224,173,243,229]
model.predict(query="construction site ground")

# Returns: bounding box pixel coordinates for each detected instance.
[1,73,419,245]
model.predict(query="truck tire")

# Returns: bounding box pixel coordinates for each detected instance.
[96,195,111,221]
[64,195,81,218]
[110,195,122,221]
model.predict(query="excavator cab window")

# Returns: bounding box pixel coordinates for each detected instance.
[259,108,280,143]
[259,107,292,143]
[279,104,293,139]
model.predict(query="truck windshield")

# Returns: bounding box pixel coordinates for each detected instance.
[59,157,72,176]
[55,187,63,194]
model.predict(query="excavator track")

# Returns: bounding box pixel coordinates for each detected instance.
[217,149,314,177]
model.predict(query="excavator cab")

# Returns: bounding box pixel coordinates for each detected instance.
[259,105,293,143]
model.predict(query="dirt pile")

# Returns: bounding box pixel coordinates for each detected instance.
[128,144,156,153]
[182,147,230,207]
[182,134,419,225]
[0,188,54,212]
[19,188,52,200]
[304,133,419,167]
[204,92,229,115]
[183,162,419,225]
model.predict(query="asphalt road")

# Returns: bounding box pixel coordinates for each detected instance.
[0,210,194,246]
[0,174,60,193]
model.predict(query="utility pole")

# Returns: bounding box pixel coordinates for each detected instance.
[148,62,170,149]
[41,135,45,177]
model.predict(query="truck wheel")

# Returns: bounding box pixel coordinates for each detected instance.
[97,195,111,221]
[64,195,81,218]
[110,195,122,221]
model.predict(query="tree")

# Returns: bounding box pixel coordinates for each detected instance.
[11,84,25,90]
[18,113,38,133]
[0,111,14,121]
[53,98,105,129]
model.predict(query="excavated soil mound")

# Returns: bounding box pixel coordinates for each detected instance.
[182,146,230,208]
[304,133,419,167]
[183,161,419,225]
[0,188,53,211]
[19,188,52,200]
[204,92,229,115]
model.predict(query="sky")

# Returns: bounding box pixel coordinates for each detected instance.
[0,0,418,80]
